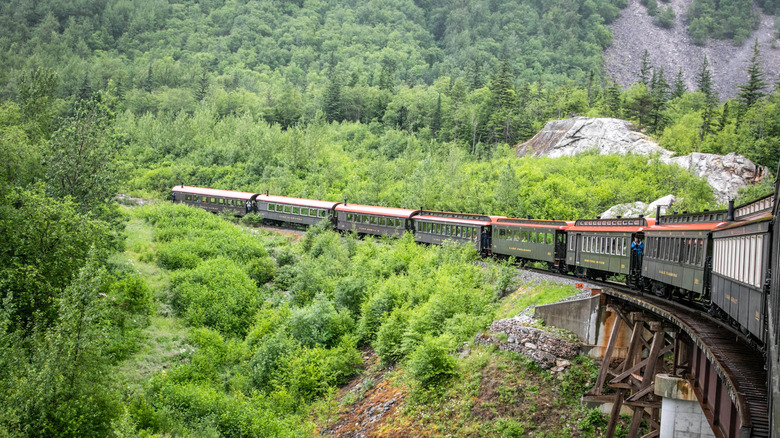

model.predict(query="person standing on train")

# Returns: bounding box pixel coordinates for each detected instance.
[631,236,644,267]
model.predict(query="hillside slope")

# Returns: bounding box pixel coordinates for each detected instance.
[605,0,780,99]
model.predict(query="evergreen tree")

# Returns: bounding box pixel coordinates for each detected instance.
[649,67,670,133]
[431,93,442,135]
[323,73,342,123]
[696,56,718,139]
[604,79,622,118]
[143,65,153,92]
[485,58,518,144]
[17,67,58,144]
[737,39,768,109]
[194,69,209,102]
[718,101,730,131]
[378,58,395,91]
[77,73,92,101]
[672,68,687,99]
[638,50,652,86]
[467,60,485,90]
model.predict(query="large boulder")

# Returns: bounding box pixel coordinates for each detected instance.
[516,117,769,203]
[600,195,676,219]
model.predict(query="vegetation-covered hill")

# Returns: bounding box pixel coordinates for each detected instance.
[0,1,779,437]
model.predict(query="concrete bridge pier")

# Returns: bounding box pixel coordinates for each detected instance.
[655,374,715,438]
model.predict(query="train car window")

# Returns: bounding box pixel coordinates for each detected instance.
[378,217,386,226]
[283,205,291,213]
[276,204,283,212]
[227,199,233,206]
[499,229,506,239]
[369,216,376,225]
[569,235,575,251]
[218,198,224,204]
[292,207,299,214]
[347,213,353,222]
[546,233,553,245]
[309,209,316,216]
[319,210,326,218]
[455,226,461,237]
[208,197,215,203]
[755,236,762,287]
[301,208,308,216]
[185,194,192,201]
[520,231,527,242]
[741,237,748,284]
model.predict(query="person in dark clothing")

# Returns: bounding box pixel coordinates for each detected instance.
[481,229,490,255]
[171,192,175,202]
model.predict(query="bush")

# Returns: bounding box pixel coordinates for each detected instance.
[406,335,458,388]
[288,293,354,348]
[170,257,261,337]
[250,332,299,391]
[247,256,276,285]
[374,307,411,364]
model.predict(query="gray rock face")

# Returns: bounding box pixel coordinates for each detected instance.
[515,117,769,203]
[600,195,676,218]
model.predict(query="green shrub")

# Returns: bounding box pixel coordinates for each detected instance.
[170,257,261,337]
[334,276,367,317]
[374,307,411,364]
[246,256,276,285]
[406,335,458,388]
[288,293,354,348]
[250,332,299,391]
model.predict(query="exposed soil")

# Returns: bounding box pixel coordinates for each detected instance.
[605,0,780,99]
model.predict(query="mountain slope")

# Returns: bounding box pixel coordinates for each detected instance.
[605,0,780,99]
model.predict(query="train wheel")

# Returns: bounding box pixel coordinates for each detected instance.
[652,282,668,298]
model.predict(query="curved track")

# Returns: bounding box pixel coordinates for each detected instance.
[528,266,769,437]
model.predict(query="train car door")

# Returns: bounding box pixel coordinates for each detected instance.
[574,233,582,265]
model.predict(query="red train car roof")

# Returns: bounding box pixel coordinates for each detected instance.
[172,185,257,200]
[415,215,492,226]
[256,194,340,209]
[493,218,574,230]
[335,203,419,218]
[646,222,726,233]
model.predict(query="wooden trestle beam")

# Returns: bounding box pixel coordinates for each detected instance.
[587,307,678,438]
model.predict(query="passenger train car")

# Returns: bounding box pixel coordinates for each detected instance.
[565,217,654,282]
[642,209,728,300]
[491,218,572,270]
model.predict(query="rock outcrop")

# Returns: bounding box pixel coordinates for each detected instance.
[515,117,769,203]
[475,318,581,371]
[600,195,676,219]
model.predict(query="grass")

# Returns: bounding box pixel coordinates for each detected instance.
[111,207,189,395]
[495,280,583,320]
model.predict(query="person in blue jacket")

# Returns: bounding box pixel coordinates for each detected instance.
[631,237,644,255]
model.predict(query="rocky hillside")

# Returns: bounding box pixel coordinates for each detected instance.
[605,0,780,99]
[515,117,770,203]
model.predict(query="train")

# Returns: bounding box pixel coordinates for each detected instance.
[171,182,777,349]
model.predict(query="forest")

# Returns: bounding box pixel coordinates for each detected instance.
[1,0,779,436]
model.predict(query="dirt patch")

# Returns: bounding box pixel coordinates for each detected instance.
[318,351,419,438]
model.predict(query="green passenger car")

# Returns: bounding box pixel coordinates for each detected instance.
[566,217,653,280]
[643,210,727,298]
[491,218,570,269]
